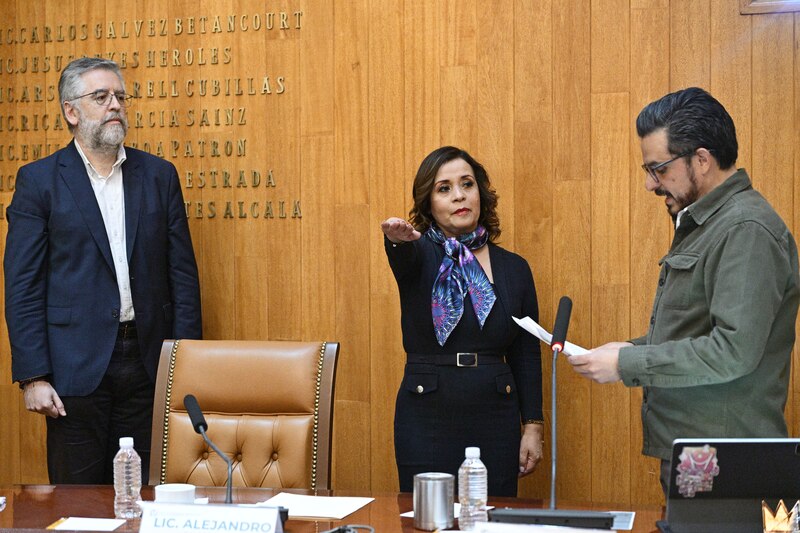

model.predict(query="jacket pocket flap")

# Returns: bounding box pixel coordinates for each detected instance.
[664,253,699,270]
[495,373,516,395]
[403,373,438,395]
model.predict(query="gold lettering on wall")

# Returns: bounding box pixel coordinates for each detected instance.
[0,8,305,223]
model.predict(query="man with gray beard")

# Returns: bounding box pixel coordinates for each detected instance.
[4,57,202,484]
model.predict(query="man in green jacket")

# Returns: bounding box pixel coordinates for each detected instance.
[568,87,800,496]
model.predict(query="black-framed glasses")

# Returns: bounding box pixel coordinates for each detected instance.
[69,89,136,108]
[641,150,694,183]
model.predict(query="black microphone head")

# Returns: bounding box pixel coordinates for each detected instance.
[184,394,208,434]
[551,296,573,352]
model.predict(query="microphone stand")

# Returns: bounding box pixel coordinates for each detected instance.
[550,345,560,510]
[198,425,233,504]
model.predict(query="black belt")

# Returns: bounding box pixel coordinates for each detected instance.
[118,321,137,339]
[406,352,505,367]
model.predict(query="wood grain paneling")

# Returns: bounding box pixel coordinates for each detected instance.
[367,0,405,494]
[591,0,630,94]
[513,0,553,498]
[670,0,711,89]
[591,92,631,503]
[630,3,672,507]
[0,0,799,510]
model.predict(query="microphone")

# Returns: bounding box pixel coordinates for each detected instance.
[551,296,572,354]
[184,393,208,433]
[184,394,233,504]
[548,297,573,510]
[490,296,613,528]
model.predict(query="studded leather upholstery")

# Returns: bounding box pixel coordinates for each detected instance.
[149,339,339,490]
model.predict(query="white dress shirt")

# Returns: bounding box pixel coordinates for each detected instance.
[74,140,134,322]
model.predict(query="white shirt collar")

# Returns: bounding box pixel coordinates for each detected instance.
[675,205,690,229]
[74,140,127,180]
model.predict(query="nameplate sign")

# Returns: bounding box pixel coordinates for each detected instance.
[138,501,283,533]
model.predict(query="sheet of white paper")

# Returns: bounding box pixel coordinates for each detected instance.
[51,517,126,531]
[513,316,589,356]
[608,511,635,530]
[259,493,373,520]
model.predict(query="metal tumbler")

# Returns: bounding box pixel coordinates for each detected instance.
[413,472,454,531]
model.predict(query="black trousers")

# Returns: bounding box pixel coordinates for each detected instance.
[46,325,155,484]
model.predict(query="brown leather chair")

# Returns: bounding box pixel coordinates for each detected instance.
[149,339,339,490]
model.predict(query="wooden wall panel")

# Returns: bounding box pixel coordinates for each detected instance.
[710,0,752,171]
[551,0,593,503]
[1,0,799,511]
[670,0,711,89]
[513,0,553,498]
[751,15,794,217]
[332,0,371,493]
[0,387,19,482]
[404,0,440,183]
[476,1,515,247]
[590,92,631,503]
[591,0,630,94]
[367,0,405,494]
[629,3,672,506]
[752,13,796,433]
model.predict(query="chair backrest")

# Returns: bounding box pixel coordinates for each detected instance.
[149,339,339,490]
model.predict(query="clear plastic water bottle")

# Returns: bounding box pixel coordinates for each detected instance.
[113,437,142,519]
[458,446,488,530]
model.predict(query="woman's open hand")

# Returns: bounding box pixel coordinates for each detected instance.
[381,217,422,243]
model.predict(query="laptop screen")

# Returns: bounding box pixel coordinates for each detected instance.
[661,438,800,533]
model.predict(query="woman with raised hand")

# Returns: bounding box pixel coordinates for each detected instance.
[382,146,544,497]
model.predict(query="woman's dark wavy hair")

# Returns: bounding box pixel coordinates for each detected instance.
[409,146,501,242]
[636,87,738,170]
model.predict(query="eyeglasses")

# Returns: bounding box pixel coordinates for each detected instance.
[69,89,136,108]
[641,150,694,183]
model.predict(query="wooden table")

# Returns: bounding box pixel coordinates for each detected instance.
[0,485,663,532]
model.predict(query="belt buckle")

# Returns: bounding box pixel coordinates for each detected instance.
[457,352,477,367]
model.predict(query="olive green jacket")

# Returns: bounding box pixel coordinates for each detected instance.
[619,169,800,460]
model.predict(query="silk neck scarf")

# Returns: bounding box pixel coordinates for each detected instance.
[427,223,496,346]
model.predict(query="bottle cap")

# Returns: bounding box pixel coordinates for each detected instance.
[465,446,480,458]
[119,437,134,449]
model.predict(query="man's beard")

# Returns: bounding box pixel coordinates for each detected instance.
[75,112,128,154]
[655,165,699,222]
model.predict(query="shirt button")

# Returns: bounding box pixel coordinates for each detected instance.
[658,277,665,286]
[416,385,424,394]
[111,310,119,318]
[632,378,640,386]
[650,315,655,325]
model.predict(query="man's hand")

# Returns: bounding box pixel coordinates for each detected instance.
[23,381,66,418]
[381,217,421,243]
[567,342,633,384]
[518,423,544,476]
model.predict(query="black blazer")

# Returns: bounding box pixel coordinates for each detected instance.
[385,234,543,421]
[5,141,202,396]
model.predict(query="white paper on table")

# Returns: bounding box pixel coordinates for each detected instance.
[608,511,635,530]
[513,316,589,356]
[49,517,126,531]
[258,492,373,520]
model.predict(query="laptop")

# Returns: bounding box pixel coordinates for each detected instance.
[657,438,800,533]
